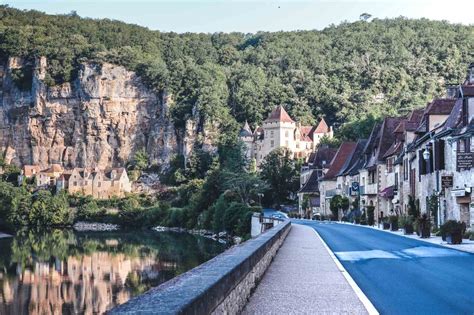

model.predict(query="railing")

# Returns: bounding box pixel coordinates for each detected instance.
[110,220,291,315]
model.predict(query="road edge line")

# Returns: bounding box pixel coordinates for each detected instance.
[338,222,474,255]
[310,228,379,315]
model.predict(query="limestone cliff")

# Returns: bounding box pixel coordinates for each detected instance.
[0,57,187,169]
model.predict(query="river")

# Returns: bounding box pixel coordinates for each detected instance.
[0,229,228,314]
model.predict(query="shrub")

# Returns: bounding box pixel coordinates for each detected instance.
[440,220,466,244]
[366,206,375,226]
[76,201,105,221]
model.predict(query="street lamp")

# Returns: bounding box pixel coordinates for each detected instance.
[423,147,430,161]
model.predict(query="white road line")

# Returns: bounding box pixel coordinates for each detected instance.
[311,228,379,315]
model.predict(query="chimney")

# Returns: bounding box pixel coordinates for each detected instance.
[445,85,458,99]
[469,63,474,84]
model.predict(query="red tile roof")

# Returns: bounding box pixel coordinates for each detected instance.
[264,106,295,123]
[314,118,330,133]
[322,142,357,180]
[23,165,41,177]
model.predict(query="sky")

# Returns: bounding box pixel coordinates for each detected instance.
[2,0,473,33]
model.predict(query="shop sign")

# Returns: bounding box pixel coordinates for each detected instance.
[457,152,473,170]
[441,175,453,188]
[451,189,466,197]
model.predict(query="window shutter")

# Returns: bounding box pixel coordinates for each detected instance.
[418,150,425,179]
[434,140,445,170]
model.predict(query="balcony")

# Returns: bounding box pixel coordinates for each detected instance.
[362,183,377,195]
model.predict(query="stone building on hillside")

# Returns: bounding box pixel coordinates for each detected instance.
[19,164,132,199]
[58,167,131,199]
[240,106,333,165]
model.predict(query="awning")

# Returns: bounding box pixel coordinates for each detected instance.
[379,186,395,198]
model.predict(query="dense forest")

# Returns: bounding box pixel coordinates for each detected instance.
[1,6,473,140]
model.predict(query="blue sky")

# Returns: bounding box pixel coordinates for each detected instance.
[2,0,473,33]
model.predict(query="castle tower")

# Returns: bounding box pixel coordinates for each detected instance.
[259,106,296,163]
[312,118,333,147]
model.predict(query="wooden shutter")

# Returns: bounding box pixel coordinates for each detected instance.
[434,140,445,170]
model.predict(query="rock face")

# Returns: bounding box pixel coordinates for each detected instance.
[0,57,181,169]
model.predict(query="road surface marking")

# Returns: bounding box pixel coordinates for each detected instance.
[401,246,470,258]
[311,228,379,315]
[335,250,399,262]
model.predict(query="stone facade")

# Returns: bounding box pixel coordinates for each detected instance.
[240,106,333,165]
[20,164,131,199]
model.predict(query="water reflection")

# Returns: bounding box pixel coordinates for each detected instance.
[0,229,227,315]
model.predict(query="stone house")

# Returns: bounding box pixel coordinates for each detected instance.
[58,167,131,199]
[36,164,64,187]
[240,106,333,165]
[334,139,367,216]
[318,142,357,218]
[298,146,337,217]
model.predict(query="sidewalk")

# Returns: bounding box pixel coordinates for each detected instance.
[242,224,369,315]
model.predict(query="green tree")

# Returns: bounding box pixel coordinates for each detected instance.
[260,148,299,207]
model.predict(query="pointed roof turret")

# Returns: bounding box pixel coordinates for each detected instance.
[239,120,253,137]
[314,118,330,133]
[264,106,295,123]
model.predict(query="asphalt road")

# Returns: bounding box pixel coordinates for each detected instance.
[297,220,474,315]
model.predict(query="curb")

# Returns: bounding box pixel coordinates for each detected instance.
[310,228,379,315]
[338,222,474,255]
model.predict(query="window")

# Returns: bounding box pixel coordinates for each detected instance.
[73,181,77,186]
[386,158,393,173]
[368,170,376,184]
[285,130,289,137]
[270,130,274,138]
[98,182,101,188]
[403,160,409,180]
[285,141,289,147]
[270,140,275,147]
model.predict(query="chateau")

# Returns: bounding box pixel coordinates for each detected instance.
[239,106,333,165]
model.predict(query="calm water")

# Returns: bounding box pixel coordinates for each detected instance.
[0,229,227,315]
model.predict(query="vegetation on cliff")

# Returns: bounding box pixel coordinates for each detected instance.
[1,6,473,140]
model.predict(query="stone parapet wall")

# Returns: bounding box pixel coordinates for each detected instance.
[109,220,291,315]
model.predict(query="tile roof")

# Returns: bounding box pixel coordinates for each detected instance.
[424,98,457,115]
[307,147,338,169]
[264,106,295,123]
[383,141,403,159]
[461,84,474,97]
[314,118,330,133]
[362,123,382,169]
[322,142,357,180]
[443,98,464,130]
[299,170,320,193]
[377,117,404,162]
[23,165,41,177]
[239,121,253,137]
[338,139,367,176]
